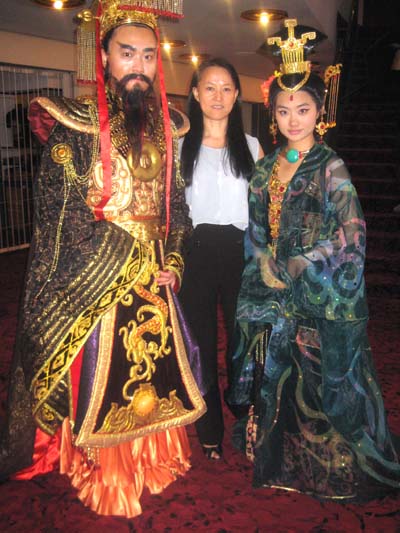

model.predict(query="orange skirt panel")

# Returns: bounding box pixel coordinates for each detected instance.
[60,419,191,518]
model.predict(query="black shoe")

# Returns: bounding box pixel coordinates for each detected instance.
[201,444,223,460]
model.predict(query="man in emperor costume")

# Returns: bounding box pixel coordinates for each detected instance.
[0,0,205,518]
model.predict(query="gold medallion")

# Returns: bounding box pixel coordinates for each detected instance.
[127,140,162,182]
[51,143,73,165]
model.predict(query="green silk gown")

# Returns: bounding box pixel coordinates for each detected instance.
[228,142,400,500]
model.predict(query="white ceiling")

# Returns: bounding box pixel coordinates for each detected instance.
[0,0,344,80]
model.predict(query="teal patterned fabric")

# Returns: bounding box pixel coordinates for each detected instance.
[228,143,400,499]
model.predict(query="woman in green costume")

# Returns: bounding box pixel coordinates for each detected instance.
[227,19,400,501]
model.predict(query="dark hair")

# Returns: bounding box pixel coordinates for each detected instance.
[101,23,157,53]
[181,57,255,185]
[102,28,115,53]
[269,72,326,111]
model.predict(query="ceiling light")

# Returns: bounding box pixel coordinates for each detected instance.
[179,53,211,65]
[31,0,85,8]
[240,9,288,24]
[161,40,186,52]
[259,12,269,26]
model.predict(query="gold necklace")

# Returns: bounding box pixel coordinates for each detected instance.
[268,158,289,257]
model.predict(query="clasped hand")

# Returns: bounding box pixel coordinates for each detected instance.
[156,270,177,287]
[259,255,287,290]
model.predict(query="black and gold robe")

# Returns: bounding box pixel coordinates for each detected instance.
[0,94,205,516]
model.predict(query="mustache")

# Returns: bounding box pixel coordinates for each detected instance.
[116,73,154,92]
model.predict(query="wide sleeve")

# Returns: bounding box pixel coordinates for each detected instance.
[236,158,285,324]
[249,169,269,246]
[285,156,369,321]
[162,132,192,288]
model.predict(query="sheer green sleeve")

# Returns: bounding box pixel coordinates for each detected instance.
[285,156,368,321]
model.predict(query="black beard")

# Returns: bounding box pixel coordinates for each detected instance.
[108,71,158,163]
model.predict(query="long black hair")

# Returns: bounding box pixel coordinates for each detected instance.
[181,57,255,185]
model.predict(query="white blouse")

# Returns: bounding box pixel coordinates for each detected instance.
[180,134,260,230]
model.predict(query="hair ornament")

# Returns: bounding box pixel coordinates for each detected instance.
[267,18,315,92]
[262,18,342,139]
[316,63,342,140]
[260,72,280,108]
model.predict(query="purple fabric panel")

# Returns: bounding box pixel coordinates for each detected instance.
[172,291,207,397]
[73,322,101,434]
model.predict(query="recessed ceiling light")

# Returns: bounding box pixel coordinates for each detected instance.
[31,0,85,9]
[179,53,211,65]
[240,9,288,24]
[161,40,186,52]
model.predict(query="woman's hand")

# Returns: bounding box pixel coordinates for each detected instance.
[260,256,287,290]
[156,270,177,288]
[286,255,309,279]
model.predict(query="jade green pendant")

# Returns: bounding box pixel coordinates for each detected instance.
[286,148,299,163]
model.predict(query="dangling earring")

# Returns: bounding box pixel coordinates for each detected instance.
[315,110,327,143]
[315,121,327,143]
[269,116,278,145]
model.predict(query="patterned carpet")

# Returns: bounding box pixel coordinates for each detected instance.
[0,249,399,533]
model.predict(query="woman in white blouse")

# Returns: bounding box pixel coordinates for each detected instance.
[179,58,264,460]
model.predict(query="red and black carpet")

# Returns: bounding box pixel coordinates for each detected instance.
[0,249,399,532]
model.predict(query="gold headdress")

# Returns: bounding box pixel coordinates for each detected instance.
[267,18,315,93]
[263,18,341,139]
[77,0,183,83]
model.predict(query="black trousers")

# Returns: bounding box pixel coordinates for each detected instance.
[179,224,245,446]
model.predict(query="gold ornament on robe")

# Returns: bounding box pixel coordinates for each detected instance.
[127,140,162,182]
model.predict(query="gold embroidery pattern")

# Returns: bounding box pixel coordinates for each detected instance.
[119,273,172,384]
[118,218,164,241]
[268,159,289,258]
[75,272,206,447]
[32,239,148,431]
[97,242,192,434]
[88,147,164,221]
[99,243,176,432]
[35,103,100,302]
[172,123,185,188]
[88,102,167,221]
[99,384,188,433]
[31,96,96,134]
[164,252,184,285]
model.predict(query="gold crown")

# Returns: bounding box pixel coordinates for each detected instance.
[78,0,183,37]
[264,18,342,138]
[77,0,184,82]
[268,18,316,76]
